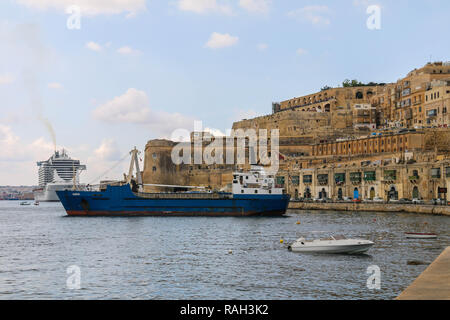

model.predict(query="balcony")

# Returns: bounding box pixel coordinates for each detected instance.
[317,175,329,186]
[350,173,362,184]
[383,171,397,183]
[409,175,420,184]
[276,177,285,187]
[364,172,376,182]
[334,174,346,186]
[303,176,313,184]
[431,169,441,179]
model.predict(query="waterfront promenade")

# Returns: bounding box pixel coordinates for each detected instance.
[289,201,450,216]
[397,247,450,300]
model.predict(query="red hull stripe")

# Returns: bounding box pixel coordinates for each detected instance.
[66,210,286,217]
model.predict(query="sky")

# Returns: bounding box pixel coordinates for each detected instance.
[1,0,450,185]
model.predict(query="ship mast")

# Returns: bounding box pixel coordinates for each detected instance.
[127,147,143,191]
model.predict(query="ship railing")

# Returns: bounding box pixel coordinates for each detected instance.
[133,192,233,200]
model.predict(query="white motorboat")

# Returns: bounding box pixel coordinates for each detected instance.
[288,235,374,254]
[20,201,31,206]
[405,233,437,239]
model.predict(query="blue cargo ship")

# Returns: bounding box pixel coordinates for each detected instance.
[57,184,290,217]
[56,149,290,217]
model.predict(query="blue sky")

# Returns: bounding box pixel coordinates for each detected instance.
[1,0,450,185]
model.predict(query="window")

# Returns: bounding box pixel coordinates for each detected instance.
[152,166,157,172]
[431,168,441,179]
[152,153,157,159]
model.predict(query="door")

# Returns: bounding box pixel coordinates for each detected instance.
[370,187,375,200]
[412,186,419,199]
[353,188,359,200]
[338,188,343,200]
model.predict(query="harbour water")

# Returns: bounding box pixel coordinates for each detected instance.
[0,201,448,300]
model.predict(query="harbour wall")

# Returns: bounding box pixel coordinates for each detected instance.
[397,247,450,300]
[288,201,450,216]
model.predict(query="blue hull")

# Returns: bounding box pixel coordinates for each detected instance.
[56,185,290,217]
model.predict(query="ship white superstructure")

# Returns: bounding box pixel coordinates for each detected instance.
[232,166,284,195]
[34,150,86,202]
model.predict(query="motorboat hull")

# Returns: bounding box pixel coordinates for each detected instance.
[289,239,374,254]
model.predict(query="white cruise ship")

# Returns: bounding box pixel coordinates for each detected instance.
[34,150,86,202]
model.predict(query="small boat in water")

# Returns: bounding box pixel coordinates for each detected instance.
[20,201,31,206]
[34,201,40,206]
[405,232,437,239]
[288,235,374,254]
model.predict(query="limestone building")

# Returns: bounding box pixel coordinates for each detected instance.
[143,62,450,202]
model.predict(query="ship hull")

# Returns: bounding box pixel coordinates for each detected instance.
[34,190,61,202]
[56,185,290,217]
[34,183,83,202]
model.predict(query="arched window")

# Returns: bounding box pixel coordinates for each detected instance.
[356,91,363,99]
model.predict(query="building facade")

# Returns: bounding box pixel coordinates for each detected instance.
[143,62,450,202]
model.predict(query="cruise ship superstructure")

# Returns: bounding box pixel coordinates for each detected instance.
[34,150,86,202]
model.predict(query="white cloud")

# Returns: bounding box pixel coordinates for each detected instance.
[92,88,196,138]
[0,74,15,85]
[239,0,271,14]
[93,88,150,123]
[0,124,55,162]
[0,125,20,160]
[117,46,142,55]
[48,82,63,89]
[204,127,226,137]
[15,0,146,17]
[296,48,307,56]
[85,41,102,52]
[288,5,331,26]
[94,139,121,161]
[234,109,260,122]
[177,0,233,15]
[205,32,239,49]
